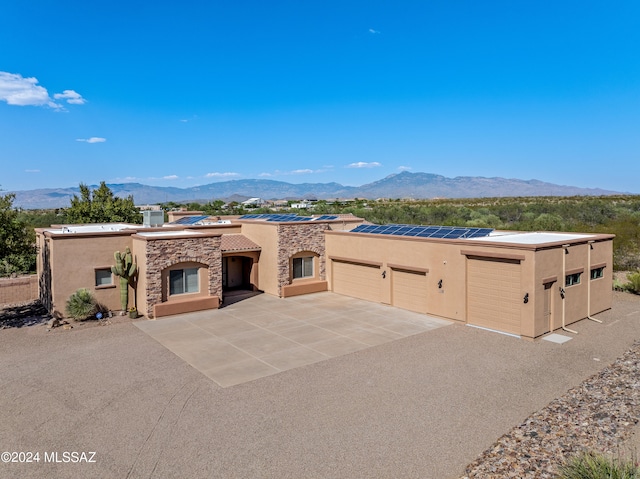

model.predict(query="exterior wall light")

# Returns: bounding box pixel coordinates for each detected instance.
[437,279,443,289]
[382,270,386,279]
[523,293,529,304]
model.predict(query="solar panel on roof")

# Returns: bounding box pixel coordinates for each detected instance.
[349,223,494,239]
[314,215,338,221]
[170,215,210,225]
[267,215,313,222]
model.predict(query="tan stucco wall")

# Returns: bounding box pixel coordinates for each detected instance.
[239,223,280,296]
[325,232,472,322]
[534,239,613,335]
[42,233,133,318]
[326,232,614,339]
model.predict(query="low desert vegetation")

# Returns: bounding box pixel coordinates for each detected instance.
[172,195,640,271]
[614,272,640,294]
[625,271,640,295]
[7,193,640,276]
[556,451,639,479]
[65,288,98,320]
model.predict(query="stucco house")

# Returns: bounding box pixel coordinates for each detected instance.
[36,213,614,340]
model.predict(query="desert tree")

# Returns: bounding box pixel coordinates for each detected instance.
[0,190,37,276]
[65,182,141,224]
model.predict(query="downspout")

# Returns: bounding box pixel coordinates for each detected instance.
[586,240,603,323]
[561,244,578,334]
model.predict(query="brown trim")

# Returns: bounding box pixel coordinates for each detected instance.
[329,256,382,268]
[590,262,607,270]
[388,263,429,274]
[132,231,222,241]
[542,275,558,285]
[566,267,584,275]
[460,250,525,261]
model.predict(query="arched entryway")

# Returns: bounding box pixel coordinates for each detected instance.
[222,256,255,291]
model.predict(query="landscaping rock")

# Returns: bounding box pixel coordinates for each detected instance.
[461,341,640,478]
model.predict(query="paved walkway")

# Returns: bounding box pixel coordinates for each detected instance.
[134,292,451,387]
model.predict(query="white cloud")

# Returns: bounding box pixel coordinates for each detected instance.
[163,175,179,180]
[179,119,189,123]
[25,169,40,173]
[347,161,382,168]
[0,71,59,108]
[369,28,380,34]
[205,172,240,178]
[260,168,326,177]
[53,89,86,105]
[0,72,86,109]
[398,165,412,171]
[76,137,106,143]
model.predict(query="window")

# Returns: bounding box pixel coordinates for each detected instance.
[95,269,113,287]
[591,267,604,280]
[293,256,314,279]
[170,268,199,295]
[565,273,581,286]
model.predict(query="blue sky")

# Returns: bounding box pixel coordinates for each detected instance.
[1,1,639,193]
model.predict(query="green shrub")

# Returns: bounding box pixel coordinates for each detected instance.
[556,451,639,479]
[626,271,640,294]
[65,288,97,320]
[613,278,627,292]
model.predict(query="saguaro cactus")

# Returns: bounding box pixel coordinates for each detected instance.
[111,247,137,311]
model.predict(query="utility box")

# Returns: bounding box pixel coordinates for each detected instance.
[143,210,164,227]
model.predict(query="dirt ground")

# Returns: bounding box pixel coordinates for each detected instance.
[0,300,139,332]
[1,291,639,478]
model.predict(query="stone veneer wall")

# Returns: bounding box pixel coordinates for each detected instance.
[144,236,222,317]
[277,223,328,296]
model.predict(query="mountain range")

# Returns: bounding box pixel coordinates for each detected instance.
[8,172,622,209]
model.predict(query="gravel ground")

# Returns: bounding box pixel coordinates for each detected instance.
[1,292,639,479]
[461,339,640,478]
[0,301,51,329]
[461,290,640,478]
[0,300,138,332]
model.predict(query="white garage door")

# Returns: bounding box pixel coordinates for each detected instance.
[467,258,521,335]
[332,260,381,303]
[392,269,428,313]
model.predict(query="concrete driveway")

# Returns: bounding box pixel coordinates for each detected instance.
[134,292,452,387]
[1,293,639,479]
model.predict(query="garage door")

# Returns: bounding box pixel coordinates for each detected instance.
[467,258,521,335]
[392,269,428,313]
[332,260,381,303]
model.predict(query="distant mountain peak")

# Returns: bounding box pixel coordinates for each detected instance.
[9,171,623,209]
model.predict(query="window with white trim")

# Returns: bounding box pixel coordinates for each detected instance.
[293,256,314,279]
[565,272,581,286]
[95,268,113,287]
[591,267,604,280]
[170,268,199,295]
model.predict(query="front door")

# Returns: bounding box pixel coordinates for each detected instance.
[223,256,252,290]
[544,282,554,332]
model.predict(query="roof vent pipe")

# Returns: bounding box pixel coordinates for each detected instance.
[561,244,578,334]
[586,240,603,324]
